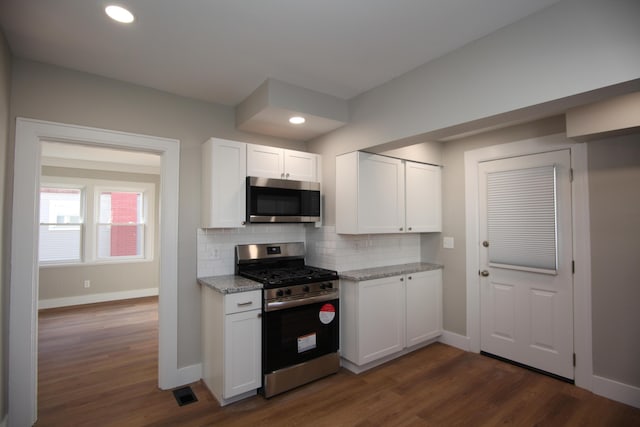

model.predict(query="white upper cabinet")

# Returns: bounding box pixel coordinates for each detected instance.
[405,161,442,232]
[336,151,441,234]
[201,138,247,228]
[283,149,318,182]
[247,143,318,182]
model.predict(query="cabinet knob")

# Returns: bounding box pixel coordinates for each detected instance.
[286,172,290,178]
[400,277,404,282]
[480,270,490,277]
[241,221,246,226]
[399,227,403,231]
[408,227,412,231]
[281,173,285,178]
[408,276,412,280]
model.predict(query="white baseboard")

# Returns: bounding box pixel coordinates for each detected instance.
[177,363,203,387]
[438,330,471,352]
[38,287,159,309]
[592,375,640,409]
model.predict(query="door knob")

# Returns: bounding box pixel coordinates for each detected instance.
[480,270,489,277]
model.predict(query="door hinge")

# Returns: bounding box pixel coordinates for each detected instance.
[570,168,574,182]
[572,260,575,274]
[573,353,576,367]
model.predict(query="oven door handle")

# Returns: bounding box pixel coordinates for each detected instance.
[264,292,338,312]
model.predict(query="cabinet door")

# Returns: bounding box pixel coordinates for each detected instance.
[284,149,317,181]
[201,138,246,228]
[405,161,442,232]
[358,276,405,365]
[224,309,261,398]
[405,270,442,347]
[247,144,284,179]
[358,153,406,234]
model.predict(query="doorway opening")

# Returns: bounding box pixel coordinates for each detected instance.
[37,141,162,418]
[9,118,180,426]
[463,132,592,391]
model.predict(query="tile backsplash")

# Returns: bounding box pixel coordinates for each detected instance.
[305,226,421,271]
[197,224,421,277]
[197,224,306,277]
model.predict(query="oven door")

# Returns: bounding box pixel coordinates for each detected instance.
[263,298,339,374]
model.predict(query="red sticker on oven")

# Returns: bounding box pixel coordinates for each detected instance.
[319,303,336,324]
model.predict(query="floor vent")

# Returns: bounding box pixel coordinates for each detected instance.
[173,386,198,406]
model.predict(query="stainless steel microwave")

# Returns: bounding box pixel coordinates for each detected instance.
[246,176,321,223]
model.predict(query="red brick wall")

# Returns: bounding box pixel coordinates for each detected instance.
[110,192,138,256]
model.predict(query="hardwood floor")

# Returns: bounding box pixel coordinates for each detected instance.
[37,297,640,426]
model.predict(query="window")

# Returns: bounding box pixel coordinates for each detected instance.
[39,177,155,266]
[97,191,145,259]
[39,187,84,263]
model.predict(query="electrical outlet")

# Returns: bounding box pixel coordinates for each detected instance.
[443,237,454,249]
[83,280,91,288]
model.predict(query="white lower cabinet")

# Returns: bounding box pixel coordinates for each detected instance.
[341,269,442,370]
[202,288,261,405]
[405,270,443,347]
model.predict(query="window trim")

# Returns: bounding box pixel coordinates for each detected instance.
[38,184,86,265]
[39,176,156,267]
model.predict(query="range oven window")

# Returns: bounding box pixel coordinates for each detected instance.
[263,299,339,373]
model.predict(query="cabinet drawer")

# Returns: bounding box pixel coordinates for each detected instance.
[225,291,262,314]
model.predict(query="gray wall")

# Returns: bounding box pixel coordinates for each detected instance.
[306,0,640,390]
[39,166,161,302]
[588,133,640,386]
[8,58,307,368]
[0,28,11,425]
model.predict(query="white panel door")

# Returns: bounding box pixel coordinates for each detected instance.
[201,138,247,228]
[284,149,317,181]
[358,276,405,365]
[406,270,442,347]
[479,149,574,379]
[224,309,261,398]
[357,153,405,234]
[405,161,441,232]
[246,143,284,179]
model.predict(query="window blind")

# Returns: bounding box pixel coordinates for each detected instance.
[487,165,558,274]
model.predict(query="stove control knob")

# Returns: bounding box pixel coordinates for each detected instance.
[276,290,284,297]
[303,286,310,293]
[285,289,292,296]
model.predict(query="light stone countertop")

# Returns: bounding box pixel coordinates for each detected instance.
[339,262,443,282]
[197,275,263,294]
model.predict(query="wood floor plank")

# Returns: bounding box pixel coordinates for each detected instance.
[36,297,640,426]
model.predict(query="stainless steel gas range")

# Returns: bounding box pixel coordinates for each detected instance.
[235,242,340,398]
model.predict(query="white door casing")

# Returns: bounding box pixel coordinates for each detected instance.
[464,133,592,391]
[478,149,574,379]
[9,118,181,427]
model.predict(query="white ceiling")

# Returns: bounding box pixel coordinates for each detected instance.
[1,0,562,108]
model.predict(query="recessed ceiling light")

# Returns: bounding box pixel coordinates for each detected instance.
[105,5,135,23]
[289,116,306,125]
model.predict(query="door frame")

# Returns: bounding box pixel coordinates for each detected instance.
[9,118,181,426]
[464,132,592,391]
